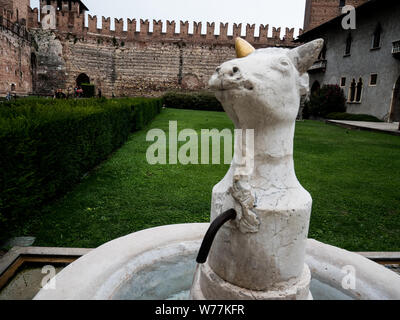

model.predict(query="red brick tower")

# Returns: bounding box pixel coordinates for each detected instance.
[303,0,369,31]
[0,0,30,24]
[36,0,88,34]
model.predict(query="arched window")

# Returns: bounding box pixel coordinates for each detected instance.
[372,23,382,49]
[339,0,346,8]
[356,78,363,102]
[349,79,356,102]
[11,83,16,92]
[345,32,352,55]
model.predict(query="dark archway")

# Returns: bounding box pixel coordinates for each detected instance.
[311,81,320,96]
[389,76,400,122]
[76,73,90,87]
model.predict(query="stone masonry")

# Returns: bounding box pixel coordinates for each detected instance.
[1,0,303,97]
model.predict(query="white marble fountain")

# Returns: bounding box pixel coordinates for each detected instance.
[35,38,400,300]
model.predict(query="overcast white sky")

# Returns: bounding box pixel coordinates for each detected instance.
[30,0,306,37]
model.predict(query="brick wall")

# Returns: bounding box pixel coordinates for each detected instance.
[19,0,302,97]
[304,0,369,31]
[0,0,30,24]
[0,20,32,96]
[59,38,237,97]
[27,7,301,97]
[13,0,30,24]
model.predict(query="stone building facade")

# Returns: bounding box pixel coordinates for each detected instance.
[0,0,302,98]
[298,0,400,122]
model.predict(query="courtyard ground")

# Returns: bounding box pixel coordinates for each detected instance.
[3,108,400,251]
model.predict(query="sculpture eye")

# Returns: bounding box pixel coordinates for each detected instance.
[280,59,290,67]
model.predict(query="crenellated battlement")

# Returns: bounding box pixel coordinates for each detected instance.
[83,16,299,47]
[27,5,300,47]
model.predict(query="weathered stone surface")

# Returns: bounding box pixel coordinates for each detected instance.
[31,29,66,96]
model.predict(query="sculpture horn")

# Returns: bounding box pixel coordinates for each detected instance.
[235,37,255,58]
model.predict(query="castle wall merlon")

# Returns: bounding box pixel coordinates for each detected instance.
[88,14,97,33]
[219,23,228,40]
[233,23,242,38]
[259,24,269,39]
[153,20,162,36]
[284,27,294,41]
[180,21,189,36]
[102,16,111,35]
[127,19,136,40]
[206,22,215,39]
[272,27,281,39]
[166,20,176,36]
[193,22,202,36]
[27,7,40,29]
[140,19,149,36]
[115,18,124,35]
[245,23,256,42]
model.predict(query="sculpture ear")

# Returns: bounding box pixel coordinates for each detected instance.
[288,39,324,74]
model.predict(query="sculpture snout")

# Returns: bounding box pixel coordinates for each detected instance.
[209,63,242,91]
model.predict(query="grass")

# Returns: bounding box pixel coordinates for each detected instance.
[4,108,400,251]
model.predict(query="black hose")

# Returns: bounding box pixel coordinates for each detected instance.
[196,209,237,264]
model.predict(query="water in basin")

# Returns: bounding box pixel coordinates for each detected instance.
[109,248,353,300]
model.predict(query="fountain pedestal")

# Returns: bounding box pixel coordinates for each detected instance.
[191,262,312,300]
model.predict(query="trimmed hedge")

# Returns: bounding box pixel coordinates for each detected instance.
[162,91,223,112]
[0,97,161,228]
[326,112,383,122]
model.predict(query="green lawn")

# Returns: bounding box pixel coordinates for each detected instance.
[5,108,400,251]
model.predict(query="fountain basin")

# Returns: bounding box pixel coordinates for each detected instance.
[34,223,400,300]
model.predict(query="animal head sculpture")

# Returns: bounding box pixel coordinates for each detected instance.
[209,38,324,126]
